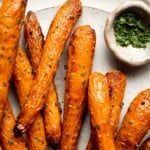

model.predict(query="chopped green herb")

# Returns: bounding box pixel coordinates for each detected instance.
[82,80,87,86]
[35,137,41,142]
[113,12,150,48]
[69,15,75,20]
[8,57,13,63]
[8,140,14,145]
[80,72,86,77]
[2,82,7,87]
[16,19,22,25]
[128,120,133,125]
[94,125,100,130]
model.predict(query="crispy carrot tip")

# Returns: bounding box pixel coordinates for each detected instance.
[14,124,25,137]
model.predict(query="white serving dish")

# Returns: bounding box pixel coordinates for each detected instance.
[9,6,150,149]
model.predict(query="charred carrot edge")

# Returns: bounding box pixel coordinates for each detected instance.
[43,83,62,148]
[139,138,150,150]
[0,0,26,124]
[88,72,116,150]
[13,48,48,150]
[24,11,62,147]
[86,70,126,150]
[0,101,27,150]
[116,89,150,150]
[86,126,98,150]
[60,25,96,150]
[24,11,44,72]
[15,0,82,135]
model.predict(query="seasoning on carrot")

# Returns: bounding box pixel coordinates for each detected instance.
[116,89,150,150]
[1,101,27,150]
[24,11,62,147]
[61,25,96,150]
[0,0,27,124]
[88,72,116,150]
[86,70,126,150]
[13,48,48,150]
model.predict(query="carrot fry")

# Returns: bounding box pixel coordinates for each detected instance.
[0,0,27,124]
[24,11,62,147]
[86,70,126,150]
[61,25,96,150]
[88,72,116,150]
[106,70,126,136]
[13,48,48,150]
[15,0,82,135]
[116,89,150,150]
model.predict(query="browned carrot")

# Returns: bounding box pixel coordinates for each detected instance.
[106,70,126,136]
[24,11,44,73]
[0,0,27,124]
[13,48,48,150]
[139,138,150,150]
[61,25,96,150]
[86,70,126,150]
[24,11,62,147]
[116,89,150,150]
[15,0,82,135]
[88,72,116,150]
[0,101,27,150]
[43,83,61,147]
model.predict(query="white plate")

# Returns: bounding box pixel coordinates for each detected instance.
[10,6,150,149]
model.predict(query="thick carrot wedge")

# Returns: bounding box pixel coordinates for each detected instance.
[0,101,27,150]
[116,89,150,150]
[139,138,150,150]
[13,48,48,150]
[106,70,126,136]
[88,72,116,150]
[24,11,62,147]
[15,0,82,134]
[0,0,26,124]
[86,70,126,150]
[61,25,96,150]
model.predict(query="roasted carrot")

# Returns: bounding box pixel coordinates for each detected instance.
[88,72,116,150]
[0,0,27,124]
[15,0,82,135]
[86,70,126,150]
[116,89,150,150]
[0,101,27,150]
[60,25,96,150]
[24,11,44,73]
[13,48,48,150]
[24,11,61,147]
[139,138,150,150]
[106,70,126,136]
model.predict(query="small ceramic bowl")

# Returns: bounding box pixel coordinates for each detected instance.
[104,0,150,66]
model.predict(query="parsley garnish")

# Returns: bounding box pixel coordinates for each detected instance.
[113,12,150,48]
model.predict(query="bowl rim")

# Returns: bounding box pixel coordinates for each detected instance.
[104,0,150,66]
